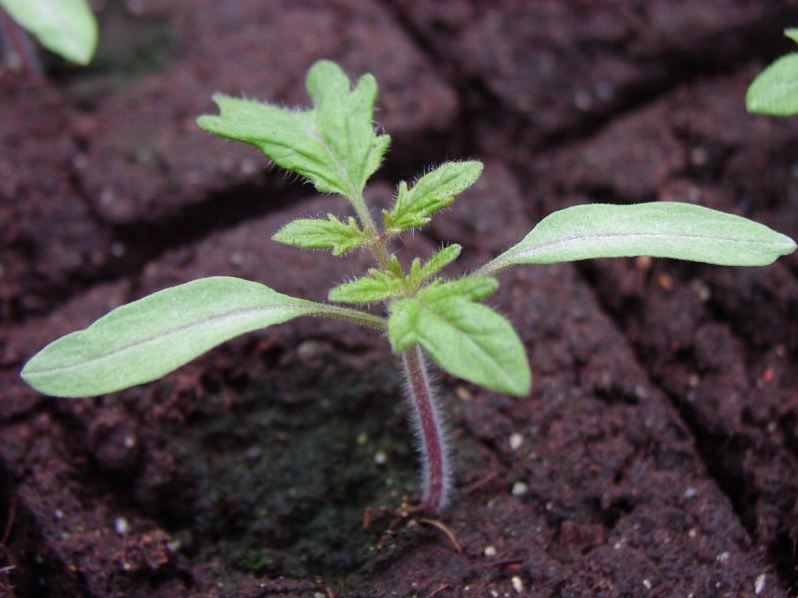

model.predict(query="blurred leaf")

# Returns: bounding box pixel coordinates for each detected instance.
[1,0,97,65]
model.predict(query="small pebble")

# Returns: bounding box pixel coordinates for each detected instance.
[511,481,528,496]
[115,517,129,536]
[642,578,652,590]
[356,432,368,446]
[511,576,524,593]
[509,433,523,451]
[683,487,698,500]
[716,551,730,563]
[483,545,497,557]
[755,573,767,595]
[374,451,387,465]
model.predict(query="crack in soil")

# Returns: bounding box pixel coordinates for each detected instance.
[574,261,798,593]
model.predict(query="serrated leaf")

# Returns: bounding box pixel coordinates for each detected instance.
[388,279,529,396]
[385,161,483,232]
[273,214,366,256]
[0,0,97,65]
[421,276,498,302]
[197,60,390,200]
[329,270,403,304]
[411,244,462,283]
[21,277,384,398]
[747,52,798,116]
[480,202,797,275]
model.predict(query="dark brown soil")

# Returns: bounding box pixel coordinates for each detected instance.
[2,1,798,596]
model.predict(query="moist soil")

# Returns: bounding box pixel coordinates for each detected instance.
[2,1,798,596]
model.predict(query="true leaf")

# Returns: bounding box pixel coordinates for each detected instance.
[329,270,402,304]
[273,214,366,255]
[746,52,798,116]
[388,278,529,396]
[0,0,97,65]
[410,244,462,283]
[385,161,483,232]
[197,60,390,199]
[421,277,498,303]
[479,202,797,275]
[21,277,383,398]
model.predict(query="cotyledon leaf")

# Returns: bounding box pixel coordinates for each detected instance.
[477,202,797,275]
[0,0,97,65]
[21,277,384,398]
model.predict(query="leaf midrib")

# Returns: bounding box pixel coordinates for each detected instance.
[25,303,314,377]
[512,229,785,260]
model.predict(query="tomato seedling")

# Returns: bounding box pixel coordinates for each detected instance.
[21,61,796,512]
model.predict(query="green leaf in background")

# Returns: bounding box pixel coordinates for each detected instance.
[388,277,530,396]
[479,202,797,275]
[197,61,390,201]
[273,214,366,256]
[21,277,384,398]
[384,161,483,233]
[329,269,403,304]
[0,0,97,65]
[746,52,798,116]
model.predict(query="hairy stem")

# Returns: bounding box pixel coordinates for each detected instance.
[402,345,450,512]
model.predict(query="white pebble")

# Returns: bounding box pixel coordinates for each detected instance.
[511,481,528,496]
[483,545,497,557]
[683,487,698,500]
[755,573,766,595]
[373,451,387,465]
[716,551,730,563]
[511,576,524,593]
[509,433,523,451]
[114,517,129,535]
[642,578,652,590]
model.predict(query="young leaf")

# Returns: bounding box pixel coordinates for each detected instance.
[746,52,798,116]
[786,28,798,44]
[329,269,403,304]
[197,61,390,201]
[384,161,483,233]
[273,214,366,256]
[388,277,529,396]
[478,202,798,275]
[21,277,384,398]
[420,276,498,303]
[0,0,97,65]
[410,244,462,283]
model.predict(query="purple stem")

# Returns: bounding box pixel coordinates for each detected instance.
[402,345,450,512]
[0,7,43,83]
